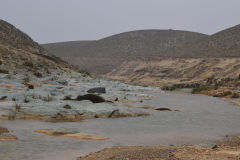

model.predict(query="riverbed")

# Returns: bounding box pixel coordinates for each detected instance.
[1,91,240,160]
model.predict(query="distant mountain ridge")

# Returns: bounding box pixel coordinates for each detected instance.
[42,24,240,86]
[42,29,209,73]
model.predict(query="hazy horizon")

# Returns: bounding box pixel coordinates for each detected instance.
[0,0,240,44]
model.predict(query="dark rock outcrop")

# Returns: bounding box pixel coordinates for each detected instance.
[76,94,105,103]
[87,87,106,94]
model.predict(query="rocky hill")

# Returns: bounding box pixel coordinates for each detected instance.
[42,30,208,73]
[42,24,240,88]
[0,19,72,76]
[175,24,240,57]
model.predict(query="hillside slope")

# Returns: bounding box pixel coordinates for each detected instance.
[0,19,72,75]
[176,24,240,57]
[42,24,240,88]
[43,30,208,73]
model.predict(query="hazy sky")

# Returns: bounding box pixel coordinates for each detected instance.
[0,0,239,43]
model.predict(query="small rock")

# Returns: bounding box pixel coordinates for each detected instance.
[63,96,72,100]
[63,105,72,109]
[57,79,68,85]
[28,85,34,89]
[76,94,105,103]
[0,96,7,101]
[87,87,106,94]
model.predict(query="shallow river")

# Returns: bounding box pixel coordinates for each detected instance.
[1,91,240,160]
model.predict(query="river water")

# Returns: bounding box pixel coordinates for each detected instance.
[1,91,240,160]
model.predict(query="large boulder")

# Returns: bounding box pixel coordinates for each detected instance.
[76,94,105,103]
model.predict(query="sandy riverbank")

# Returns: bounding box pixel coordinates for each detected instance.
[78,135,240,160]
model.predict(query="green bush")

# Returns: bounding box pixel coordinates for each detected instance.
[192,86,218,94]
[215,81,224,87]
[192,86,210,94]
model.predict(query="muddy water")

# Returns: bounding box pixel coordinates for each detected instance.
[1,91,240,160]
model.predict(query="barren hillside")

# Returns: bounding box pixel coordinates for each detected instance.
[42,24,240,87]
[43,30,208,73]
[0,19,72,75]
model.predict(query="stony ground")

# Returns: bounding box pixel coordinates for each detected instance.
[0,71,157,122]
[78,136,240,160]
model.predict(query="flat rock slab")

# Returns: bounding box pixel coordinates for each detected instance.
[35,129,109,141]
[0,127,17,141]
[0,134,18,141]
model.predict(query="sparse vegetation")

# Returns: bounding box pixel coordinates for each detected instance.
[63,104,72,109]
[34,72,43,78]
[78,69,91,76]
[0,69,9,74]
[43,95,54,102]
[23,62,34,68]
[192,86,211,94]
[14,102,21,112]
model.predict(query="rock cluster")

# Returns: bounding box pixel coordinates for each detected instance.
[0,71,154,122]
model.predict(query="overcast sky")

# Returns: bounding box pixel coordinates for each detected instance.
[0,0,239,43]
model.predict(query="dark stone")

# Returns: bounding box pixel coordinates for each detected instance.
[0,96,7,101]
[87,87,106,94]
[76,94,105,103]
[114,97,118,101]
[34,72,43,78]
[155,108,172,111]
[63,96,72,100]
[212,145,218,149]
[63,105,72,109]
[28,85,34,89]
[232,92,239,98]
[108,109,120,118]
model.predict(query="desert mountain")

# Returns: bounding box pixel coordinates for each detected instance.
[43,24,240,87]
[176,24,240,57]
[0,19,72,75]
[43,30,208,73]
